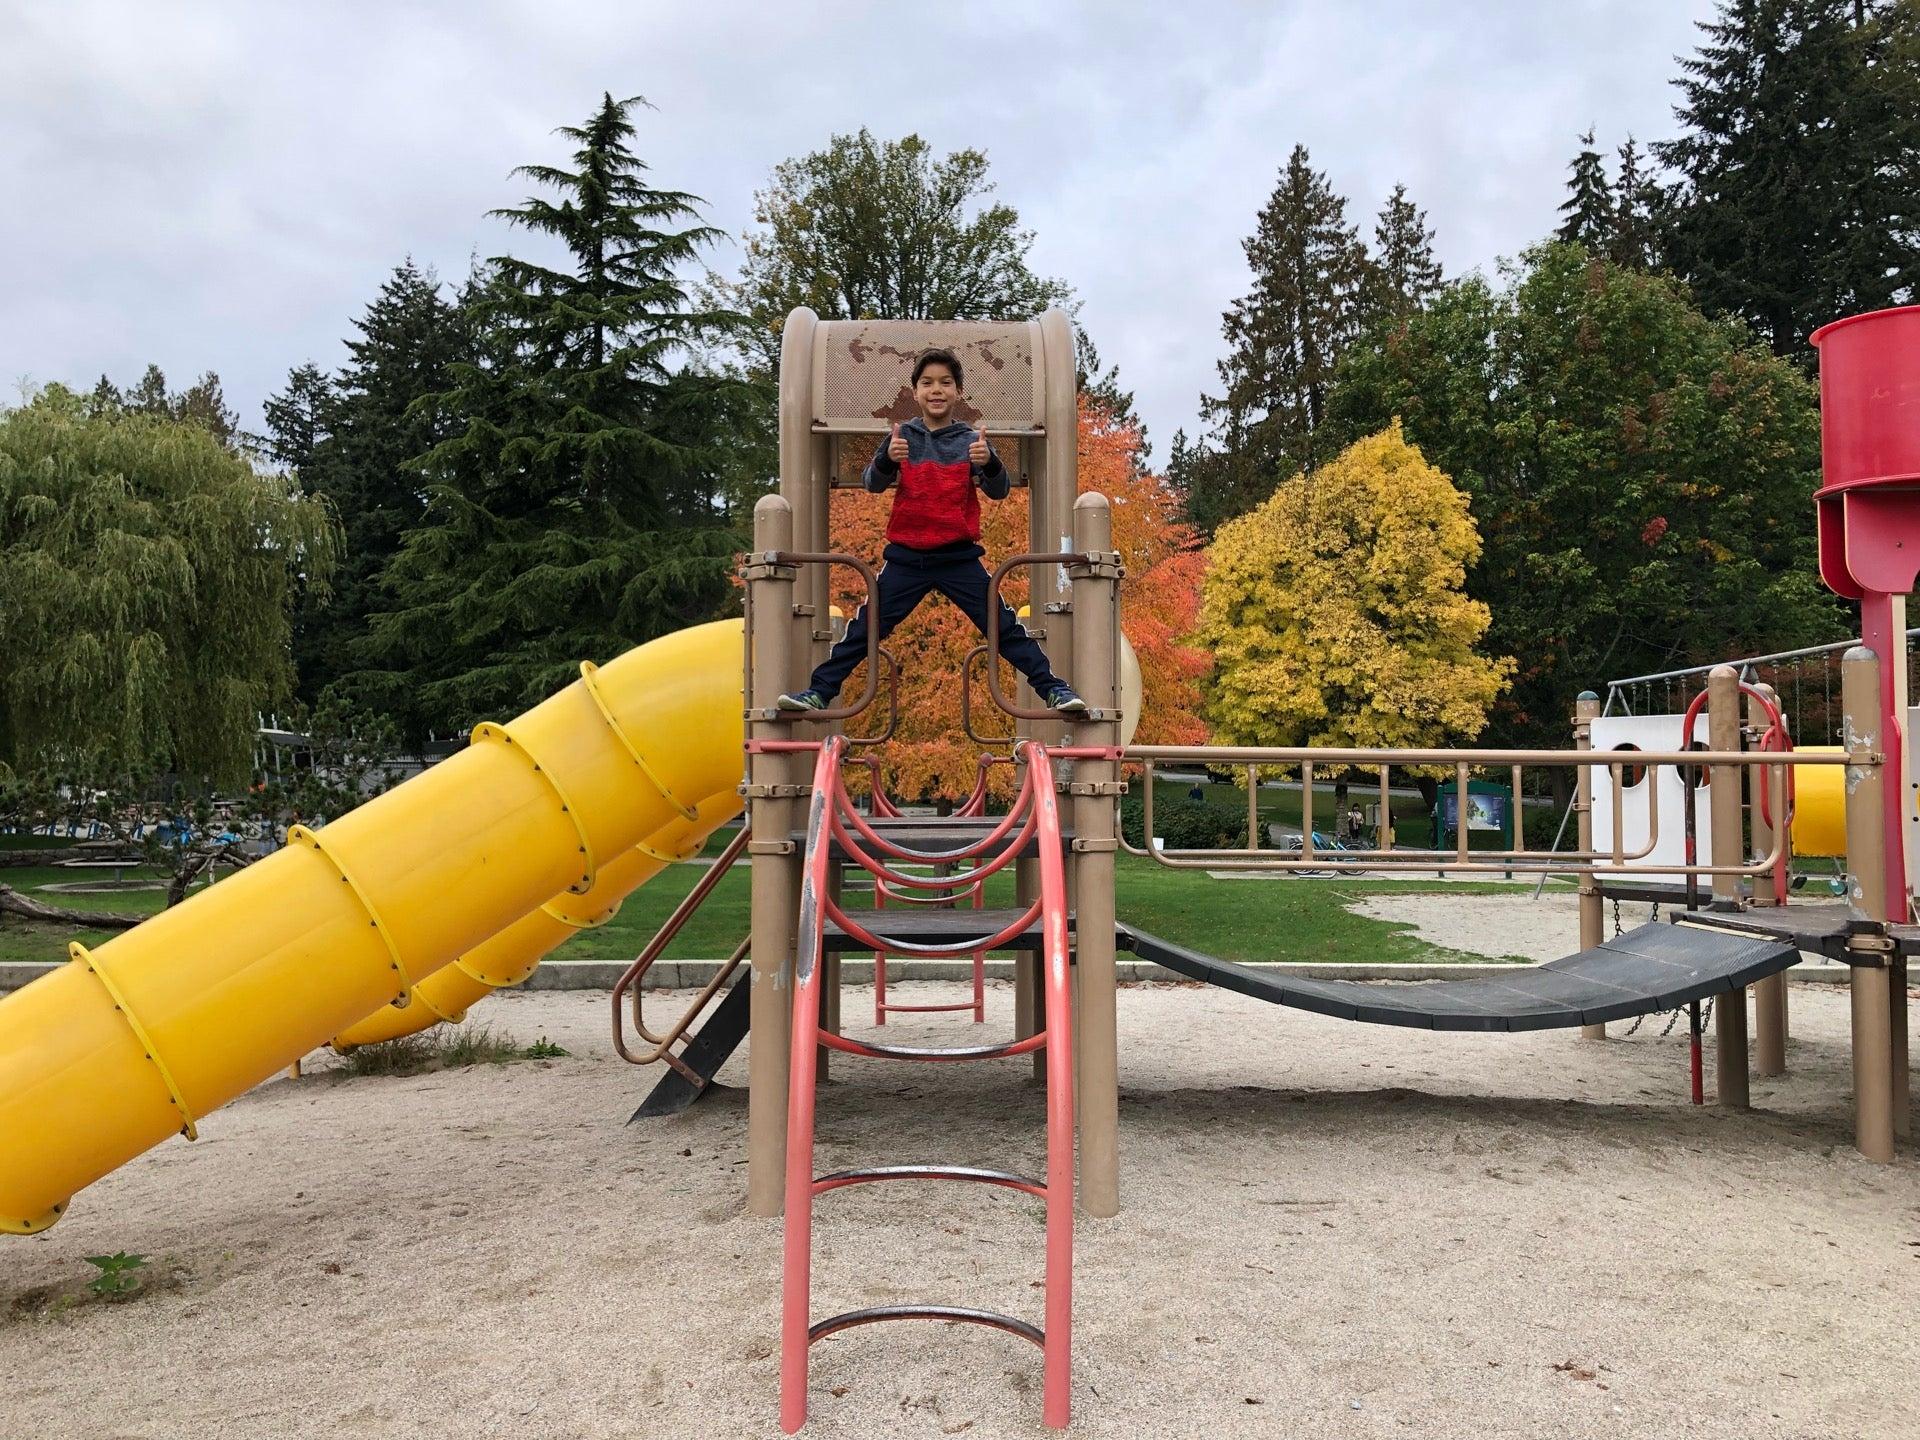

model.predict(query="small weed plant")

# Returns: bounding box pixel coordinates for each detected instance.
[83,1252,148,1297]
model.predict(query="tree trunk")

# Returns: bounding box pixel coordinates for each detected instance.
[0,884,143,930]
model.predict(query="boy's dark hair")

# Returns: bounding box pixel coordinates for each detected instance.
[911,348,964,390]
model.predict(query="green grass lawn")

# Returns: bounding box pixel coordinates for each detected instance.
[0,834,1533,970]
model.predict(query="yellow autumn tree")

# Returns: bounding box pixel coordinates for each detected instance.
[1195,424,1513,770]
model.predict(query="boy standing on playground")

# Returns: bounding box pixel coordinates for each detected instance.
[778,348,1086,715]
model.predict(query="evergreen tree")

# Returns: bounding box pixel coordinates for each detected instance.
[1557,129,1616,249]
[1187,144,1374,532]
[1608,137,1664,269]
[1368,182,1444,321]
[96,363,241,449]
[266,260,470,704]
[1657,0,1920,357]
[261,362,335,473]
[347,95,745,735]
[1074,325,1143,438]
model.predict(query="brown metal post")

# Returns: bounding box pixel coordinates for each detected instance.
[806,428,840,1078]
[746,495,799,1215]
[1895,951,1911,1141]
[1749,683,1787,1076]
[1070,494,1121,1218]
[1035,309,1079,739]
[1575,692,1605,1039]
[1708,666,1750,1108]
[1843,646,1895,1162]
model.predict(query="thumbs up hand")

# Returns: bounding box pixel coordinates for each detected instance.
[888,422,908,464]
[968,424,990,466]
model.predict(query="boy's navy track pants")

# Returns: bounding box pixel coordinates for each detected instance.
[807,542,1065,700]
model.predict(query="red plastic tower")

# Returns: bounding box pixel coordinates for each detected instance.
[1811,303,1920,919]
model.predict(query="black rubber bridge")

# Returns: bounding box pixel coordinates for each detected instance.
[1116,920,1803,1032]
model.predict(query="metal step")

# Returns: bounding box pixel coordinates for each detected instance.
[628,968,750,1120]
[824,906,1072,954]
[795,816,1073,863]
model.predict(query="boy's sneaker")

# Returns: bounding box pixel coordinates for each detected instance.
[1043,684,1089,716]
[775,688,829,713]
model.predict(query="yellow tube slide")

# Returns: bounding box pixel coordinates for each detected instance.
[0,620,745,1235]
[1788,745,1846,858]
[330,791,739,1047]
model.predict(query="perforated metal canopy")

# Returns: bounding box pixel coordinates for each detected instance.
[809,319,1047,435]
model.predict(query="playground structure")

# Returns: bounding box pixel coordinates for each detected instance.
[0,304,1915,1433]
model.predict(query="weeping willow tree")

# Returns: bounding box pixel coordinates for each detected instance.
[0,386,340,787]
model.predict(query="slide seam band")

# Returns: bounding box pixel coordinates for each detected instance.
[580,660,700,823]
[290,823,416,1008]
[635,838,705,864]
[472,721,599,895]
[72,939,199,1141]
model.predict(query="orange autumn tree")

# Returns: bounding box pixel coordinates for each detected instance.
[826,398,1208,803]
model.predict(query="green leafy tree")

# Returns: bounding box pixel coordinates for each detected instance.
[1657,0,1920,357]
[1179,145,1375,533]
[266,260,471,703]
[347,95,745,735]
[0,386,339,783]
[1326,242,1846,751]
[1557,129,1616,249]
[720,129,1073,369]
[708,129,1109,506]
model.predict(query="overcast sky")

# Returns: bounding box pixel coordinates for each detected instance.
[0,0,1717,461]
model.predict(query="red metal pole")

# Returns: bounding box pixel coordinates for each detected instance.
[1026,743,1075,1429]
[1859,593,1908,918]
[873,880,889,1025]
[780,741,842,1434]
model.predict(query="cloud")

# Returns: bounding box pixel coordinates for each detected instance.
[0,0,1713,454]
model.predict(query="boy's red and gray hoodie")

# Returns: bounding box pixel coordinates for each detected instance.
[863,418,1010,552]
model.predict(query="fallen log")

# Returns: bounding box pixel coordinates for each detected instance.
[0,884,144,931]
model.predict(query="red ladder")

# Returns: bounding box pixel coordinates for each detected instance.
[780,735,1074,1431]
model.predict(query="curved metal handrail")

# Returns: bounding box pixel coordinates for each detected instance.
[984,552,1088,720]
[845,647,901,748]
[760,550,883,724]
[610,825,751,1077]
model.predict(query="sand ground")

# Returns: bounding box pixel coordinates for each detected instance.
[4,976,1917,1440]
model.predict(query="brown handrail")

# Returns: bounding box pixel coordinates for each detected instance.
[625,937,751,1083]
[1115,744,1855,877]
[961,645,1018,745]
[845,647,900,748]
[611,825,752,1075]
[984,552,1088,719]
[774,550,881,723]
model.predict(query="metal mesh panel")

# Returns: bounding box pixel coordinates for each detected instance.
[813,319,1044,431]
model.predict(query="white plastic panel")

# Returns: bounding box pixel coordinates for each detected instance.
[1591,713,1712,883]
